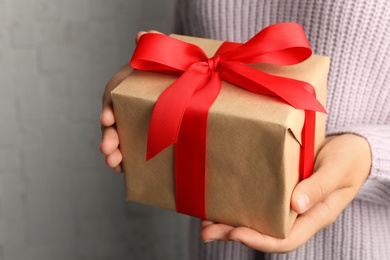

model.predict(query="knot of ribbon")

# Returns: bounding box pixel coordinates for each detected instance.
[207,55,221,72]
[130,22,327,219]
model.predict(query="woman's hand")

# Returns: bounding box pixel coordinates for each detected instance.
[200,133,371,253]
[100,63,132,172]
[100,31,161,172]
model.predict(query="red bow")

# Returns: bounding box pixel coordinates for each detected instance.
[130,22,326,219]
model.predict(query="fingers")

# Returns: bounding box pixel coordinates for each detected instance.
[291,134,371,214]
[100,125,122,172]
[201,220,215,228]
[199,134,372,253]
[291,136,348,214]
[201,194,344,254]
[228,227,288,253]
[291,143,343,213]
[225,206,329,253]
[291,163,341,214]
[105,148,123,169]
[100,64,133,172]
[100,106,115,127]
[200,223,235,242]
[200,223,301,253]
[135,31,147,43]
[101,30,164,173]
[114,164,123,173]
[100,126,119,155]
[135,30,163,44]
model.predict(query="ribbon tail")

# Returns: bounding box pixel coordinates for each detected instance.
[175,72,222,219]
[146,63,209,160]
[300,110,316,179]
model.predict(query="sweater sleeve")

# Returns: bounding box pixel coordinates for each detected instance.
[327,124,390,206]
[172,0,184,34]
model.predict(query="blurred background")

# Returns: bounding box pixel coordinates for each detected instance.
[0,0,192,259]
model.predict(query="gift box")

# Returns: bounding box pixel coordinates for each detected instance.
[111,24,329,238]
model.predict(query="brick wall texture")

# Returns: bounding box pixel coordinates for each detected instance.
[0,0,191,259]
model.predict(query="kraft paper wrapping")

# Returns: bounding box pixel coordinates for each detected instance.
[111,34,329,238]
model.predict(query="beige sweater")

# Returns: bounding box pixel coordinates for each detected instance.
[173,0,390,259]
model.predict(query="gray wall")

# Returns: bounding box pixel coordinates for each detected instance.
[0,0,192,259]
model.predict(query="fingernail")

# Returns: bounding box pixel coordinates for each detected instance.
[203,240,214,243]
[297,193,310,213]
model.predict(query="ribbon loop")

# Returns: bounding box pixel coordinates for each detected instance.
[146,63,210,160]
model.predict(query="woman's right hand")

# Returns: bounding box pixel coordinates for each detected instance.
[100,31,161,172]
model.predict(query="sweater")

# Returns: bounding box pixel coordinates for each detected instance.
[173,0,390,259]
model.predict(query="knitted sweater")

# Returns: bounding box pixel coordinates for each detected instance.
[173,0,390,259]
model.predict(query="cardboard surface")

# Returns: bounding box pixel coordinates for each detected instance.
[111,34,329,238]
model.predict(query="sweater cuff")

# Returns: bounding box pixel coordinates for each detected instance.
[326,125,390,206]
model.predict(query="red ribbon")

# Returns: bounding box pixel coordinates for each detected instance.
[130,22,327,219]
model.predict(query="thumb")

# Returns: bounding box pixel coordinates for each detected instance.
[291,134,371,214]
[291,164,341,214]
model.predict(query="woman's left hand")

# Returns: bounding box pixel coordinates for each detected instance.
[200,134,371,253]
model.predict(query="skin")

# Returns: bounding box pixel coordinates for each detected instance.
[200,133,371,253]
[100,31,158,173]
[100,31,372,254]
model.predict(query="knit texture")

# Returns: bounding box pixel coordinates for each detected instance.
[173,0,390,259]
